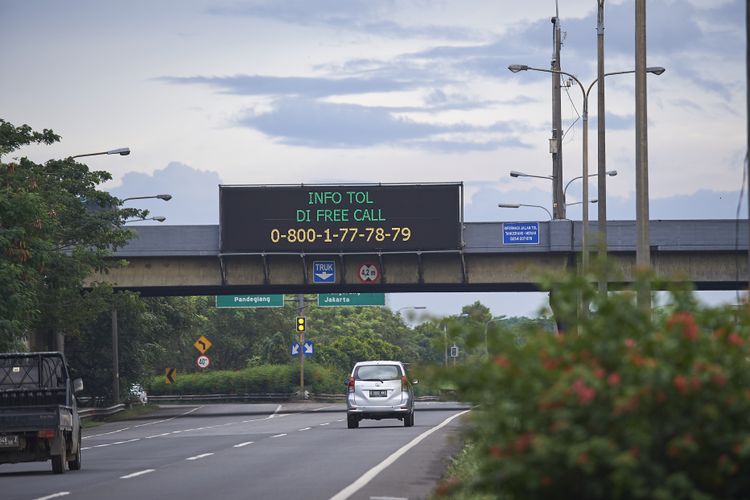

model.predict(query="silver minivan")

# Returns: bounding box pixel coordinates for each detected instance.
[346,360,415,429]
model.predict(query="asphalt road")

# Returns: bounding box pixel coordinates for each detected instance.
[1,401,470,500]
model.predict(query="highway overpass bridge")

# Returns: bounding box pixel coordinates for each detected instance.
[87,219,748,296]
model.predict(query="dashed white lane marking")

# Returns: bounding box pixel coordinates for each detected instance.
[186,453,214,461]
[112,438,141,445]
[33,493,70,500]
[93,443,111,448]
[233,441,254,448]
[330,409,472,500]
[319,422,330,426]
[146,432,171,439]
[298,427,312,431]
[83,427,129,439]
[271,433,287,438]
[120,469,155,479]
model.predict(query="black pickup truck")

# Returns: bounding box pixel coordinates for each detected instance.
[0,352,83,473]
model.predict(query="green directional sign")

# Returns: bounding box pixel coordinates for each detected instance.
[216,294,284,308]
[318,293,385,307]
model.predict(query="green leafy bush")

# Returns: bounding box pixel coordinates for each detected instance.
[147,362,343,395]
[441,276,750,499]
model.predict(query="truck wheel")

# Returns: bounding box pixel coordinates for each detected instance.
[68,431,82,471]
[51,454,65,474]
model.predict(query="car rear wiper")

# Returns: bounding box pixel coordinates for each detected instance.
[360,378,384,383]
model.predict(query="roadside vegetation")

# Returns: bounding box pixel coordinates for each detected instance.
[432,272,750,499]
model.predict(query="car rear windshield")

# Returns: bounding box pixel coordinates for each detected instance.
[355,364,402,381]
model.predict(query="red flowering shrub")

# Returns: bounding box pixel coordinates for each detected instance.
[444,275,750,499]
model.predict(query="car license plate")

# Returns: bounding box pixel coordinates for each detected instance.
[370,390,387,397]
[0,434,19,448]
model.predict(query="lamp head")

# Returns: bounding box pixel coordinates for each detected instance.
[152,216,166,223]
[509,170,522,177]
[508,64,529,73]
[156,194,172,201]
[107,147,130,156]
[606,170,617,176]
[646,66,666,75]
[498,203,521,209]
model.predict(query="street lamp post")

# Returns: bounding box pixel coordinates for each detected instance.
[510,170,616,212]
[498,203,552,220]
[124,216,166,223]
[69,146,131,405]
[121,194,172,202]
[563,170,617,207]
[71,148,130,159]
[508,65,664,277]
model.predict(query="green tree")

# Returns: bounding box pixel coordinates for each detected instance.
[0,119,145,350]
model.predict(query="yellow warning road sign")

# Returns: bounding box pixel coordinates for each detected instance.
[165,367,176,384]
[193,335,213,354]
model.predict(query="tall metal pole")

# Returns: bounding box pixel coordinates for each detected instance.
[746,0,749,293]
[635,0,651,311]
[111,307,120,404]
[582,97,590,276]
[596,0,608,294]
[552,7,565,220]
[443,324,448,366]
[298,294,305,395]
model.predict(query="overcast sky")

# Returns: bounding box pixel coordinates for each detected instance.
[1,0,746,318]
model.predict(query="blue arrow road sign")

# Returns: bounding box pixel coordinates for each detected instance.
[291,342,300,357]
[303,341,314,356]
[313,261,336,283]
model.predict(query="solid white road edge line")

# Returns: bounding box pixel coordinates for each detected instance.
[329,409,471,500]
[33,493,70,500]
[267,404,283,419]
[133,406,203,428]
[120,469,155,479]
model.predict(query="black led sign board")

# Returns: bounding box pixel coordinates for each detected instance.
[220,183,462,253]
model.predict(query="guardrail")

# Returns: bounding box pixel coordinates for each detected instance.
[148,393,439,403]
[78,403,126,420]
[77,394,442,417]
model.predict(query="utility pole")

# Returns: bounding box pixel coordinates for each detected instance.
[596,0,608,295]
[298,294,305,396]
[635,0,651,312]
[551,2,565,220]
[111,307,120,404]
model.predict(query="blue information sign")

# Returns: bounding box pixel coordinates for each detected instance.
[503,222,539,245]
[303,341,314,356]
[313,261,336,283]
[291,342,300,357]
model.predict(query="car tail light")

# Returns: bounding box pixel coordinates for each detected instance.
[37,430,56,439]
[348,376,355,393]
[401,376,408,392]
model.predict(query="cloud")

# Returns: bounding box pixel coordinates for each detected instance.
[466,185,747,222]
[237,97,526,151]
[111,162,222,225]
[207,0,478,40]
[158,74,419,98]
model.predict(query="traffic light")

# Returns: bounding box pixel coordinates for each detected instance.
[450,345,459,358]
[296,316,306,333]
